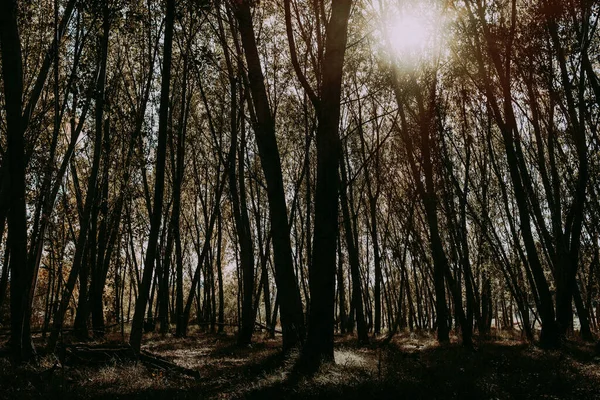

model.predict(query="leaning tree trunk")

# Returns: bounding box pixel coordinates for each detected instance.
[234,0,306,350]
[47,2,110,351]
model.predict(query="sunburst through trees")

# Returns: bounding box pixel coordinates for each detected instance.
[1,0,600,397]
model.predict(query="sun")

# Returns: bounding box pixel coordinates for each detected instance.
[381,3,446,64]
[388,12,431,56]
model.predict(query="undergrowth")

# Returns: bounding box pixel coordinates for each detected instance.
[1,330,599,399]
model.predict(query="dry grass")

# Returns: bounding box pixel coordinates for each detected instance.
[1,330,600,399]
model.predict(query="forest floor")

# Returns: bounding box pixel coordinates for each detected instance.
[1,328,600,399]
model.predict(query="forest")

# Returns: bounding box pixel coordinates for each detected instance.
[1,0,600,398]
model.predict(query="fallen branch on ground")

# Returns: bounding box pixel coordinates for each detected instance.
[254,321,282,334]
[60,343,200,379]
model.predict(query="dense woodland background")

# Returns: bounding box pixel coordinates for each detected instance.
[0,0,600,379]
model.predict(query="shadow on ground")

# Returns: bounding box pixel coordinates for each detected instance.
[1,331,599,399]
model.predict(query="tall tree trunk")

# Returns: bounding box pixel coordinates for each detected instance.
[90,29,159,336]
[216,210,225,333]
[47,0,110,353]
[230,94,255,346]
[234,0,305,350]
[0,0,27,364]
[178,170,225,336]
[301,0,352,371]
[466,0,558,347]
[130,0,175,353]
[173,56,190,338]
[0,212,8,318]
[357,117,382,336]
[336,233,347,334]
[158,224,173,334]
[392,88,449,344]
[73,230,92,338]
[88,120,112,336]
[340,155,368,344]
[546,15,589,340]
[0,0,78,359]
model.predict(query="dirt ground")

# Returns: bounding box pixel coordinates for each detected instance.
[1,329,599,399]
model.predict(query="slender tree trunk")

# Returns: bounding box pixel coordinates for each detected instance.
[158,224,173,334]
[130,0,175,353]
[573,283,593,341]
[336,233,347,334]
[234,1,305,350]
[178,172,226,336]
[370,199,382,336]
[216,211,225,333]
[73,235,92,338]
[171,51,191,335]
[392,87,449,344]
[357,118,382,336]
[232,97,256,346]
[340,156,368,344]
[0,246,9,323]
[47,1,110,353]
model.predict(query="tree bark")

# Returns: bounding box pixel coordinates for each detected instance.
[340,155,368,344]
[301,0,352,371]
[130,0,175,353]
[47,1,110,351]
[234,0,305,350]
[0,0,27,363]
